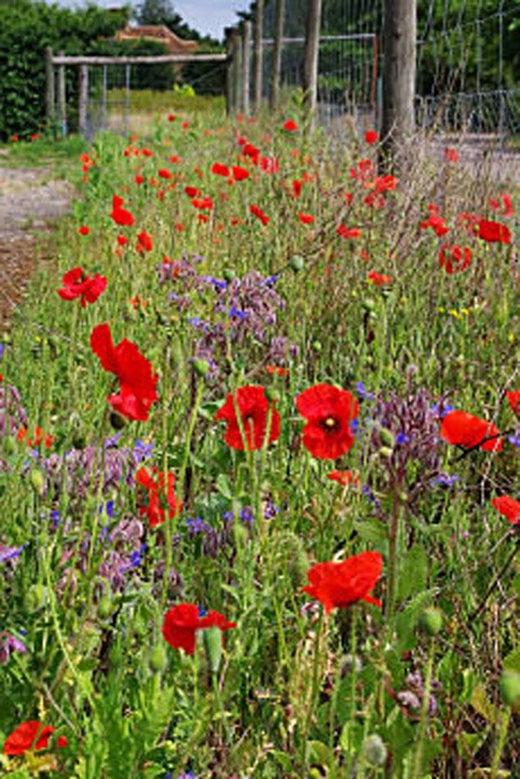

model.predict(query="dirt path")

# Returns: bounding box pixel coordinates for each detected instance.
[0,165,73,330]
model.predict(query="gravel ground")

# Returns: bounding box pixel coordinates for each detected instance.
[0,166,73,330]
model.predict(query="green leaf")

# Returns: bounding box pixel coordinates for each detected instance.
[216,473,233,499]
[397,544,428,601]
[503,646,520,673]
[354,517,387,545]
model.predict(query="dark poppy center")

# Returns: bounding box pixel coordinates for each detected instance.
[321,416,339,431]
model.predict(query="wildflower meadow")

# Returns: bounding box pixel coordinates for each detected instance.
[0,105,518,778]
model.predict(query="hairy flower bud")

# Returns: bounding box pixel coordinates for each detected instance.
[363,734,388,766]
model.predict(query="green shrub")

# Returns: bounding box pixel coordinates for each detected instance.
[0,0,129,140]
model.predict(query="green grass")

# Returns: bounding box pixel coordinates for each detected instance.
[0,104,518,778]
[0,134,87,175]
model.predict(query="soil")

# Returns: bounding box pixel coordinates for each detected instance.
[0,166,73,330]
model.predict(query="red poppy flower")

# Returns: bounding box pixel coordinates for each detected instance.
[420,204,449,236]
[491,496,520,525]
[3,721,55,756]
[232,165,249,181]
[135,175,145,185]
[327,469,361,487]
[259,155,280,174]
[211,162,230,177]
[440,410,503,452]
[158,168,172,179]
[489,193,514,218]
[191,196,213,211]
[283,118,298,132]
[476,219,511,244]
[162,603,235,655]
[110,195,135,227]
[185,185,201,198]
[289,179,302,199]
[167,113,176,122]
[249,204,270,225]
[350,158,375,181]
[136,230,153,253]
[215,385,281,451]
[444,147,460,163]
[117,234,129,246]
[242,142,260,163]
[364,129,379,144]
[90,323,158,421]
[298,212,315,225]
[506,390,520,416]
[439,244,472,274]
[78,225,90,236]
[295,384,359,459]
[265,364,289,377]
[337,224,361,240]
[303,551,383,613]
[135,466,182,527]
[367,271,393,286]
[58,267,107,307]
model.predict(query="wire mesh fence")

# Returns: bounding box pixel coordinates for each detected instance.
[48,54,227,140]
[259,0,518,140]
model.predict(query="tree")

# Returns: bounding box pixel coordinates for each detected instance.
[136,0,201,40]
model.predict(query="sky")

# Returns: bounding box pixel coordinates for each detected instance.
[44,0,251,39]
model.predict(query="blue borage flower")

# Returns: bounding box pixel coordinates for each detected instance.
[229,306,249,320]
[432,473,459,488]
[0,545,24,564]
[200,275,227,291]
[355,381,375,401]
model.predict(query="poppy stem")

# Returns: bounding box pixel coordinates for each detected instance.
[385,490,402,621]
[411,636,435,779]
[301,607,325,771]
[178,378,205,507]
[469,542,518,621]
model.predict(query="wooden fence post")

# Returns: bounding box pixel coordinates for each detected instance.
[78,64,89,136]
[57,51,67,137]
[242,20,252,115]
[381,0,416,161]
[303,0,322,125]
[270,0,285,111]
[233,29,243,116]
[253,0,264,111]
[225,28,235,115]
[45,47,55,132]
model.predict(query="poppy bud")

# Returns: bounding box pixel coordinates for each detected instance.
[341,653,363,676]
[25,583,47,612]
[378,446,394,459]
[97,595,114,620]
[222,268,235,282]
[362,298,376,311]
[283,532,308,587]
[149,643,168,673]
[265,387,280,403]
[362,734,388,766]
[109,411,126,431]
[379,428,395,447]
[203,625,223,674]
[193,358,209,377]
[418,607,443,636]
[30,468,46,495]
[312,341,322,352]
[289,254,305,272]
[3,435,16,454]
[500,671,520,707]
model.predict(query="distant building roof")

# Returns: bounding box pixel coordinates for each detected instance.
[116,25,198,54]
